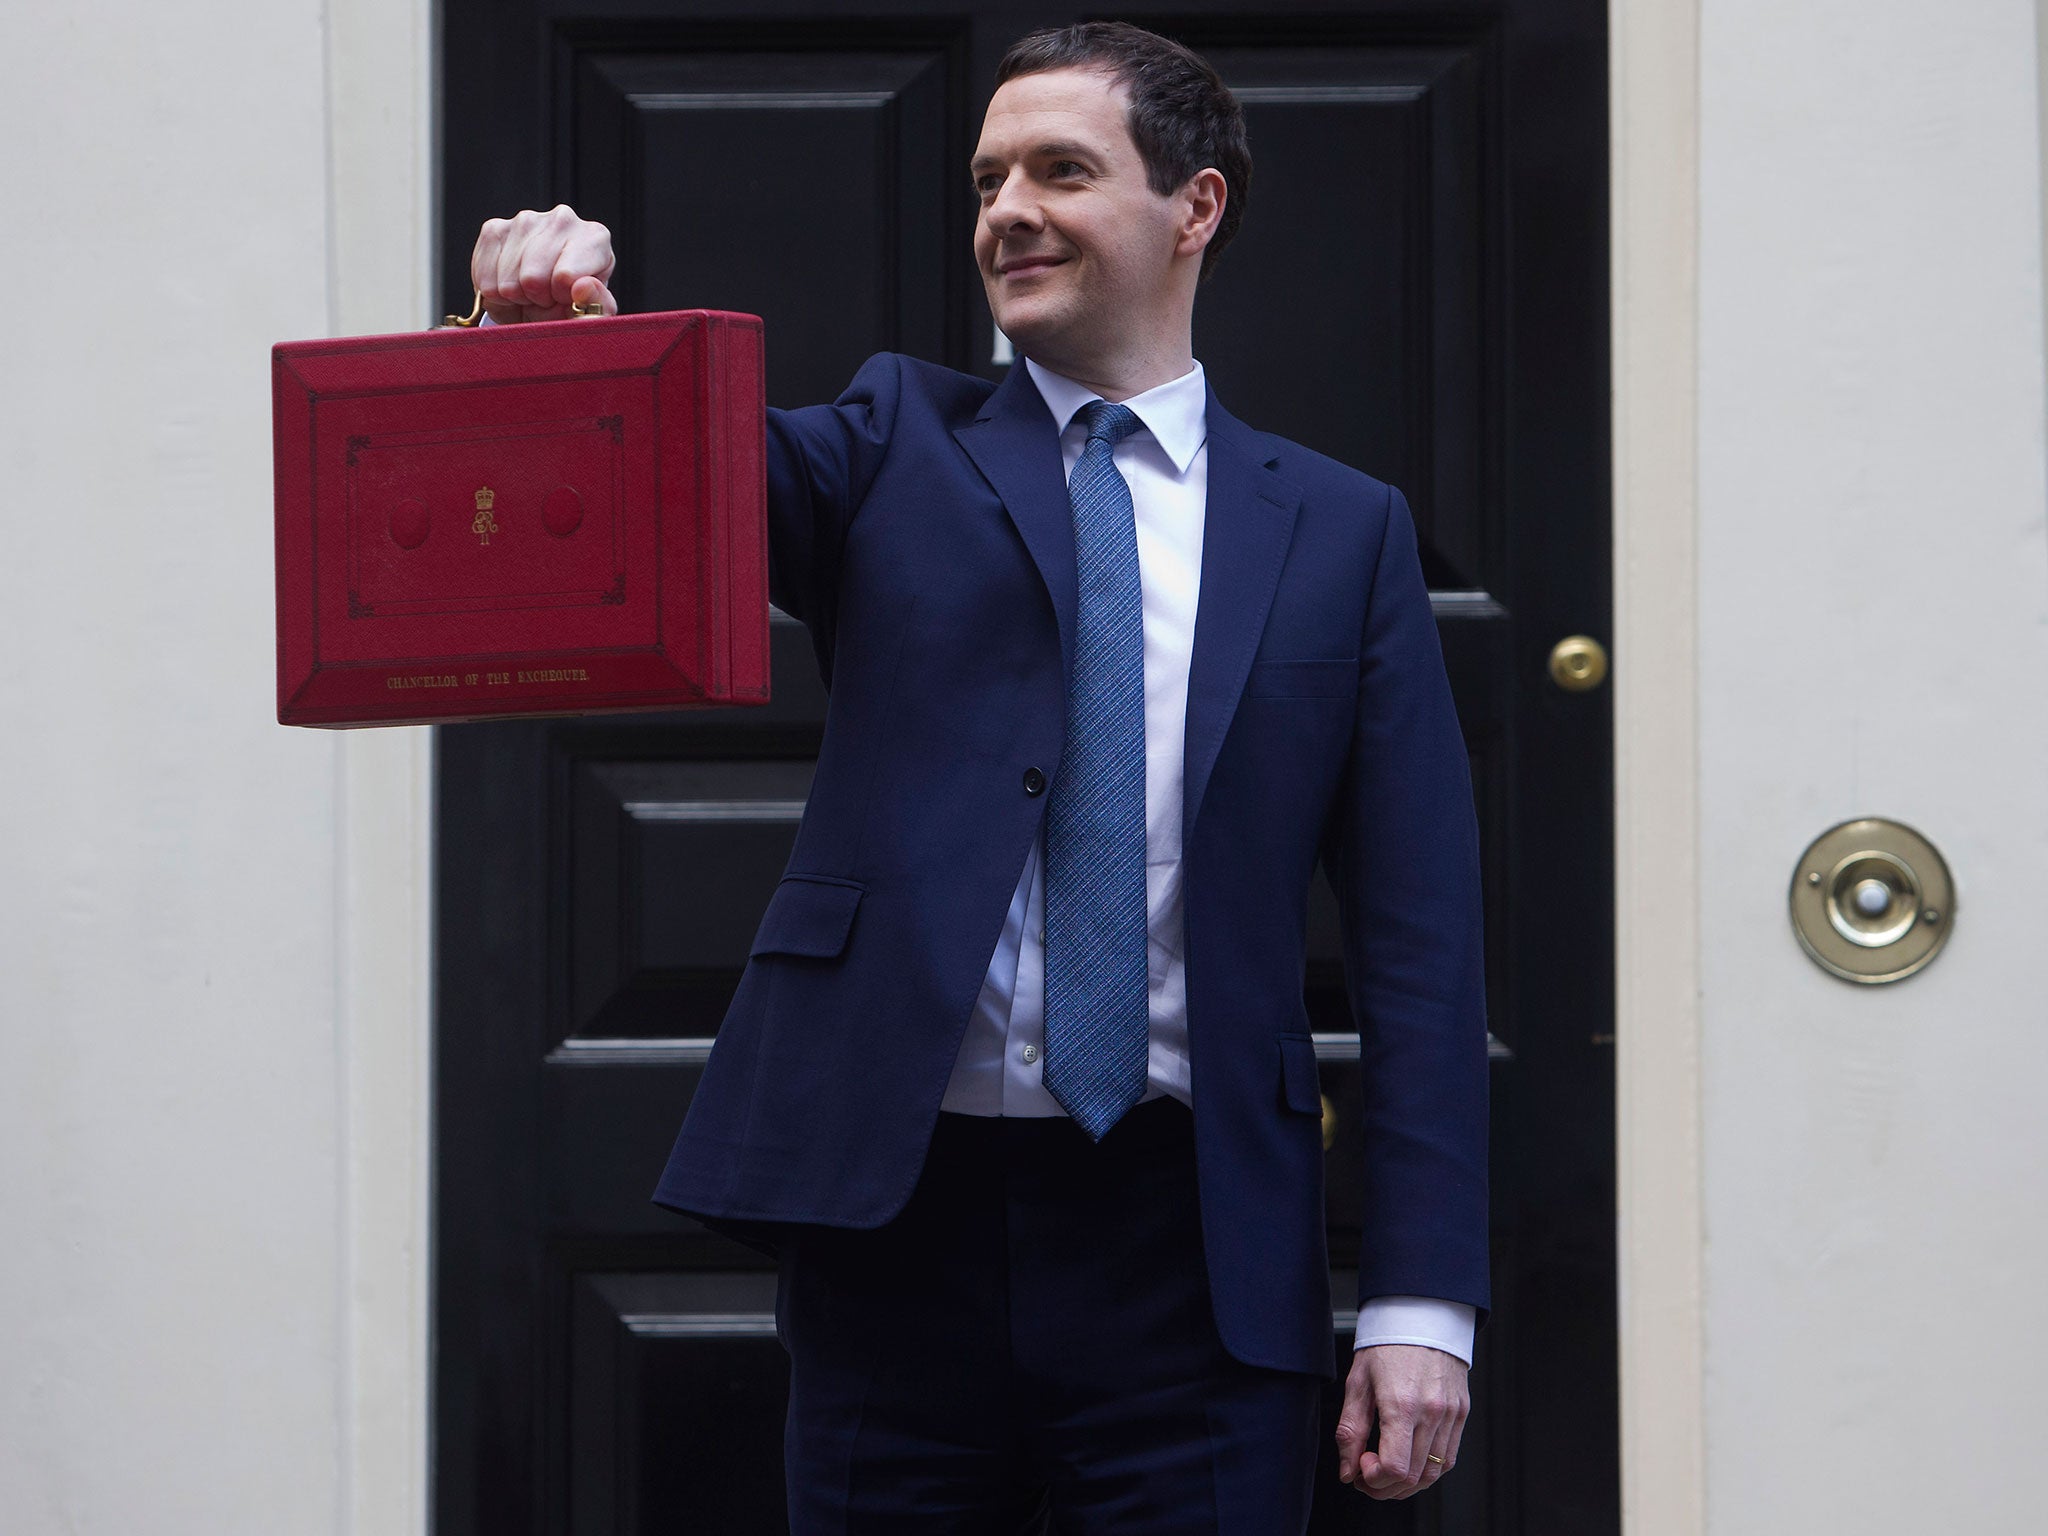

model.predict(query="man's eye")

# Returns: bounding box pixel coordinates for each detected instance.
[1051,160,1084,177]
[974,175,1000,195]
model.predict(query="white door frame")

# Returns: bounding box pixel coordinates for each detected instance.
[326,1,437,1532]
[1609,2,1708,1532]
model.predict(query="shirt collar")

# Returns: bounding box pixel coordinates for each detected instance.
[1023,355,1209,475]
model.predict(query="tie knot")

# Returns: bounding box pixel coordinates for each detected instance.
[1076,398,1142,449]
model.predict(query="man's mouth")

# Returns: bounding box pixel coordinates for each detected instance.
[997,255,1066,278]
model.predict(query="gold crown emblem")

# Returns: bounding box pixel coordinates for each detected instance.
[474,486,496,511]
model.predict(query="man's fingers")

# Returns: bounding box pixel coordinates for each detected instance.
[474,218,530,322]
[485,218,540,314]
[569,275,616,316]
[508,220,572,308]
[1332,1400,1371,1486]
[1417,1413,1456,1488]
[561,226,617,291]
[471,217,508,300]
[1440,1388,1471,1476]
[1333,1349,1379,1486]
[1360,1395,1421,1497]
[470,205,617,322]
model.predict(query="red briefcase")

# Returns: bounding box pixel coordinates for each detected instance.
[271,307,768,727]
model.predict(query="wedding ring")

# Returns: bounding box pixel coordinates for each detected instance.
[1427,1454,1444,1465]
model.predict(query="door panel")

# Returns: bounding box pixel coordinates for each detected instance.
[1195,42,1487,587]
[438,4,1613,1532]
[570,46,955,404]
[566,755,816,1040]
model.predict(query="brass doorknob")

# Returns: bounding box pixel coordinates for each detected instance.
[1549,634,1608,691]
[1788,817,1954,983]
[1321,1093,1337,1152]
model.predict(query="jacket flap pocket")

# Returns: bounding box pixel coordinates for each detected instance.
[750,875,865,959]
[1277,1033,1323,1116]
[1244,658,1357,698]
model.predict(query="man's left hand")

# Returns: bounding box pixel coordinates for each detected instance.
[1334,1343,1469,1498]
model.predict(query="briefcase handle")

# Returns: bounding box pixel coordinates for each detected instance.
[440,290,606,327]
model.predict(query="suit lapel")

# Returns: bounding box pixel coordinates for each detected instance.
[951,364,1299,841]
[1183,389,1301,842]
[952,362,1078,680]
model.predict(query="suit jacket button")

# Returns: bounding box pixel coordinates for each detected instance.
[1022,766,1046,796]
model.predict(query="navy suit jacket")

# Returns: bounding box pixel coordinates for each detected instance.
[652,351,1489,1381]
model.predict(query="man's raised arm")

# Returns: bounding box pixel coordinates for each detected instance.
[466,204,901,641]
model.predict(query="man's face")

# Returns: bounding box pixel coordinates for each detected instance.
[970,67,1192,371]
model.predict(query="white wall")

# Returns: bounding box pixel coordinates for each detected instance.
[6,0,2047,1531]
[1695,1,2048,1530]
[0,0,432,1532]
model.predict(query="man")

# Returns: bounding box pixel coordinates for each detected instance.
[474,21,1488,1531]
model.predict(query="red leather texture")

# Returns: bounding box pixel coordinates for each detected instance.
[272,309,768,727]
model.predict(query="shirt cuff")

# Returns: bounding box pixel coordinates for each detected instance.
[1353,1296,1475,1366]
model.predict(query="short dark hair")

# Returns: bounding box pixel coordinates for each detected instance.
[994,21,1251,282]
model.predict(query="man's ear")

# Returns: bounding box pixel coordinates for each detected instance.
[1175,167,1228,261]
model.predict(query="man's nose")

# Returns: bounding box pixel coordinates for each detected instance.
[982,169,1042,234]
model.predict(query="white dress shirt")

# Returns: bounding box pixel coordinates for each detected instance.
[939,355,1475,1366]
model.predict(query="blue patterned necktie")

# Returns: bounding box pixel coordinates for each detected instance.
[1042,398,1150,1142]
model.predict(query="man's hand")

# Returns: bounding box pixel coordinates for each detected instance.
[471,204,618,323]
[1334,1343,1469,1499]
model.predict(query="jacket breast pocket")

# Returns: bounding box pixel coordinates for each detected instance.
[1277,1032,1324,1116]
[1243,658,1357,699]
[749,874,865,960]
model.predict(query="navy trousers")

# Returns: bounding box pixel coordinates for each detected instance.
[772,1093,1324,1534]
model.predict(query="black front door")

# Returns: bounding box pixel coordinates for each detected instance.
[435,3,1614,1531]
